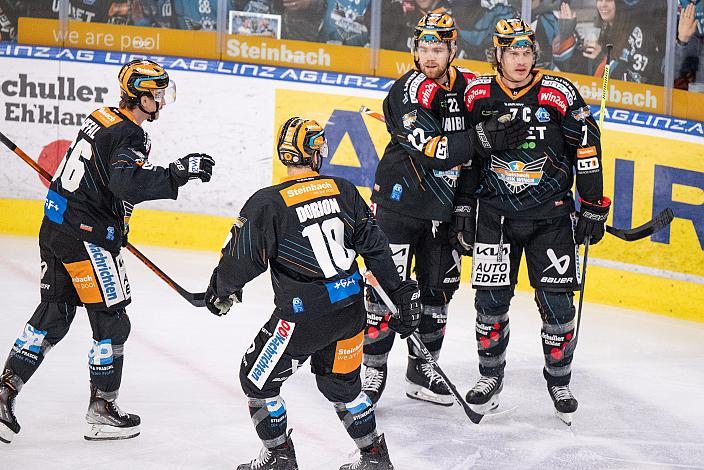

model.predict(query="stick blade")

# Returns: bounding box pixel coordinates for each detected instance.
[606,208,674,241]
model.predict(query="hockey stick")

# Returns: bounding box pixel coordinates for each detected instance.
[362,270,484,424]
[575,44,614,345]
[0,130,206,308]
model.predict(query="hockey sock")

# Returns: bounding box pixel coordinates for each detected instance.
[363,301,395,358]
[6,302,76,384]
[411,304,448,358]
[247,395,289,449]
[87,309,130,392]
[535,290,576,386]
[474,289,513,377]
[334,392,378,449]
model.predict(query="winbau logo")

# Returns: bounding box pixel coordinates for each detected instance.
[248,319,295,389]
[226,39,331,67]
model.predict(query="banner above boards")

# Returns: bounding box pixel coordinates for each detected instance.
[15,18,704,122]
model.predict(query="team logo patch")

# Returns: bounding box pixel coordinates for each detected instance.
[491,156,547,193]
[402,110,418,129]
[332,331,364,374]
[247,319,295,390]
[571,106,591,122]
[433,167,460,188]
[535,107,551,123]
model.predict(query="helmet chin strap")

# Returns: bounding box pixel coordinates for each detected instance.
[137,94,160,122]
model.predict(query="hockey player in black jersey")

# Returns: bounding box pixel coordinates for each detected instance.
[452,19,611,425]
[205,117,421,470]
[0,59,215,444]
[362,11,528,407]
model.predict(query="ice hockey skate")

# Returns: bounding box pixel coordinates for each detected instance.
[340,433,394,470]
[362,364,387,405]
[465,375,503,414]
[237,430,297,470]
[405,355,453,406]
[548,384,578,426]
[84,384,141,441]
[0,370,21,444]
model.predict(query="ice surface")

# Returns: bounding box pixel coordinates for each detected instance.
[1,235,703,469]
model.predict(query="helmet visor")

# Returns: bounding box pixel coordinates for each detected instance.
[152,81,176,106]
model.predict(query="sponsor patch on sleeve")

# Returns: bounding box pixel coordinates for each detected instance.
[576,146,597,158]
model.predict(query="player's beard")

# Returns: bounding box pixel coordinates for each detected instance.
[420,61,449,80]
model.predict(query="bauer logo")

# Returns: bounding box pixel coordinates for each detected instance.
[248,319,295,390]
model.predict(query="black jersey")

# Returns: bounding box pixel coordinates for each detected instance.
[44,107,181,252]
[460,72,604,219]
[371,66,476,223]
[213,171,401,321]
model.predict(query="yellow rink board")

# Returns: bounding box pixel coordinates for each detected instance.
[1,199,702,321]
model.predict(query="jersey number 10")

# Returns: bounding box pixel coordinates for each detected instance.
[301,217,356,278]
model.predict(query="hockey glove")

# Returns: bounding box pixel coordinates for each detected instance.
[449,202,476,257]
[473,112,529,157]
[170,153,215,186]
[205,271,241,316]
[388,280,421,339]
[575,197,611,245]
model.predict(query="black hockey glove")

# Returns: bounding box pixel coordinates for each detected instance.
[473,112,529,157]
[448,203,476,257]
[205,271,241,316]
[575,197,611,245]
[170,153,215,186]
[388,280,421,339]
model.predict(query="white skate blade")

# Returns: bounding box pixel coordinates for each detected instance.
[84,423,140,441]
[467,392,501,414]
[0,422,17,443]
[405,382,454,406]
[555,410,573,426]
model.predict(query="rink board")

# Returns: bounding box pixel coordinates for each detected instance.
[0,47,702,321]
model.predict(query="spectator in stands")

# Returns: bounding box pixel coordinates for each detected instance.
[675,0,704,90]
[532,0,582,71]
[319,0,371,46]
[0,0,58,41]
[582,0,666,85]
[233,0,325,42]
[173,0,235,30]
[380,0,452,52]
[131,0,175,28]
[451,0,520,61]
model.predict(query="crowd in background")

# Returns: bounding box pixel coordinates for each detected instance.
[0,0,702,89]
